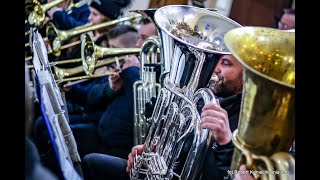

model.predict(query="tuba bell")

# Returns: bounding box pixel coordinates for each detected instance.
[224,27,295,179]
[130,5,242,180]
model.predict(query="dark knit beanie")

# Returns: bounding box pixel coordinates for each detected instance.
[91,0,132,20]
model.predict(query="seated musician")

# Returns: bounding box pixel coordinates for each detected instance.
[32,24,139,159]
[81,54,244,180]
[80,19,159,158]
[65,24,139,124]
[66,19,158,160]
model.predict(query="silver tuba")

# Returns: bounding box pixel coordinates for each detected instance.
[130,5,242,180]
[133,36,162,145]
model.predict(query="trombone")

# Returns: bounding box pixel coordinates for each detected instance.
[28,34,141,83]
[81,33,141,75]
[25,0,64,28]
[45,14,142,57]
[66,0,93,14]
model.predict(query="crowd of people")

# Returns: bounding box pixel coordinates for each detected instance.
[25,1,295,180]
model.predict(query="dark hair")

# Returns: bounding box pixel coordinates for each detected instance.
[108,24,138,39]
[284,8,295,15]
[95,32,109,46]
[141,18,152,25]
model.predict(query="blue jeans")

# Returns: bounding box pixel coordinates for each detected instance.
[82,153,129,180]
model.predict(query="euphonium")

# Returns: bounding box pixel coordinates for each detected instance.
[130,5,242,180]
[46,14,142,56]
[224,27,295,179]
[133,36,162,145]
[25,0,64,28]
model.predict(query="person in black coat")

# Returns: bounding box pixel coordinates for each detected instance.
[64,55,140,160]
[81,54,244,180]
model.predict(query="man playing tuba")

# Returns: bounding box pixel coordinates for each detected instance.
[81,54,244,180]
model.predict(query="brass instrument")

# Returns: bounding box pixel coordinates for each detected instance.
[80,33,141,75]
[66,0,93,14]
[28,33,141,83]
[25,0,64,28]
[130,5,242,180]
[28,56,125,77]
[54,56,126,80]
[46,14,142,56]
[131,9,172,76]
[224,27,295,179]
[133,36,162,145]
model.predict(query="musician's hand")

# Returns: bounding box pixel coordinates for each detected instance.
[233,165,255,180]
[200,101,232,145]
[108,67,123,92]
[122,55,140,70]
[126,145,144,173]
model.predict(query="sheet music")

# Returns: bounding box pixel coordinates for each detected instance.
[41,80,82,180]
[32,31,42,73]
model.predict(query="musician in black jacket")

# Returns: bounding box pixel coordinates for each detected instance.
[81,54,244,180]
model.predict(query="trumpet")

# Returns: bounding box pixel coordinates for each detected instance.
[46,14,142,56]
[25,0,64,28]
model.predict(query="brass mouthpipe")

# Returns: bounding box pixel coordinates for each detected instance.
[46,14,142,56]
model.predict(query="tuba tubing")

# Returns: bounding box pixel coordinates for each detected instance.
[133,36,162,146]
